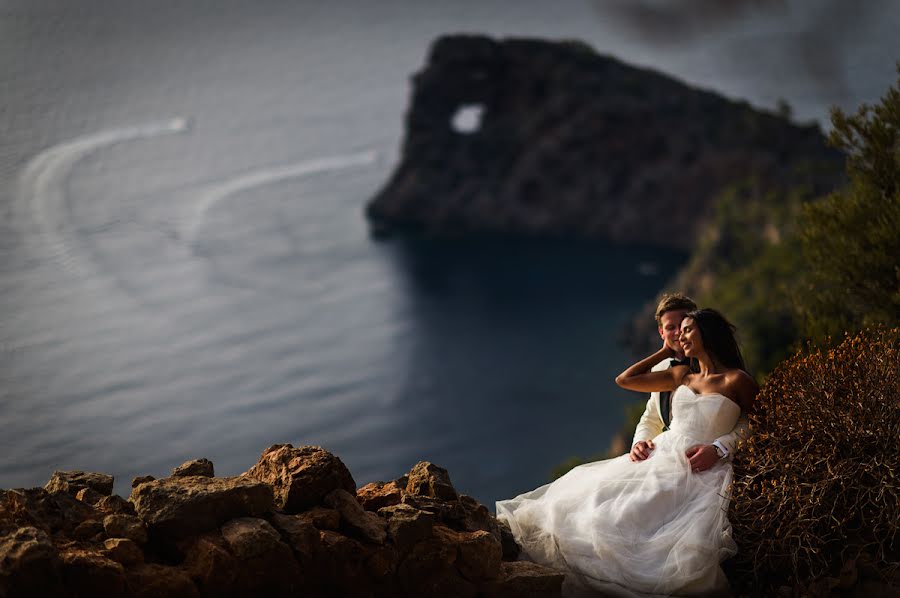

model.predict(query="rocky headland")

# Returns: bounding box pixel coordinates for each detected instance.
[0,445,561,598]
[366,35,844,249]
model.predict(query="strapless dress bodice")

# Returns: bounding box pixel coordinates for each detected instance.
[668,384,742,443]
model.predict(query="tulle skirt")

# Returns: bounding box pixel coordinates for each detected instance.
[496,430,736,597]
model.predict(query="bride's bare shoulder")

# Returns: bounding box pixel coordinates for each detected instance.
[724,369,759,409]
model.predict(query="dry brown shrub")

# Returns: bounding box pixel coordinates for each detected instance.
[726,327,900,596]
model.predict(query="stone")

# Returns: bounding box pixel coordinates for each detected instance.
[498,518,521,561]
[405,461,458,501]
[2,487,97,535]
[103,514,148,545]
[378,503,435,554]
[316,530,371,596]
[0,526,64,597]
[181,533,240,596]
[172,458,214,478]
[296,506,341,531]
[219,517,304,595]
[396,524,462,597]
[357,480,404,511]
[483,560,565,598]
[103,537,144,566]
[75,486,105,506]
[454,529,502,581]
[72,519,106,541]
[324,489,387,545]
[243,444,356,513]
[269,512,319,563]
[130,475,272,539]
[131,475,155,488]
[97,494,136,515]
[45,470,114,497]
[60,548,128,598]
[125,563,199,598]
[400,492,500,541]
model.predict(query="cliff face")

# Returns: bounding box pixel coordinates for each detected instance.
[366,35,843,249]
[0,446,562,598]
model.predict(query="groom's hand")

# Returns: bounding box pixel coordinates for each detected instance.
[630,440,654,462]
[686,445,718,472]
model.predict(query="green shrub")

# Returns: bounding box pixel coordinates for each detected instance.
[726,327,900,595]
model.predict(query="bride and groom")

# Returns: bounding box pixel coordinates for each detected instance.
[496,294,758,597]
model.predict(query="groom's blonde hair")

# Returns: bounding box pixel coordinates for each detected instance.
[655,293,697,326]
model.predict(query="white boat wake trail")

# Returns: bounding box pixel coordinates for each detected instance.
[16,117,190,278]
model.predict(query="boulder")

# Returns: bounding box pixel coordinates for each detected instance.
[243,444,356,513]
[75,486,105,506]
[103,537,144,566]
[131,475,155,488]
[397,523,467,597]
[60,548,128,598]
[316,530,371,596]
[172,458,214,478]
[97,494,136,515]
[324,489,387,545]
[268,512,320,563]
[453,529,502,581]
[2,487,97,535]
[483,560,565,598]
[405,461,458,501]
[72,519,106,541]
[103,513,148,545]
[295,506,341,531]
[497,518,521,561]
[378,503,435,554]
[181,532,240,596]
[45,470,114,497]
[125,563,199,598]
[357,480,404,511]
[130,476,272,539]
[0,526,64,597]
[220,517,304,595]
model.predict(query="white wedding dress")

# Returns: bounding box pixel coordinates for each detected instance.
[496,386,741,597]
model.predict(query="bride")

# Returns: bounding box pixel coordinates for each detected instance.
[496,309,759,597]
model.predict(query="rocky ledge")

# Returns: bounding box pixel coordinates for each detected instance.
[0,445,560,598]
[366,35,843,249]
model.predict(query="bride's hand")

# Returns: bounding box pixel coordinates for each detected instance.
[630,440,654,462]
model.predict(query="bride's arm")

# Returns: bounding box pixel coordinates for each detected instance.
[615,346,688,392]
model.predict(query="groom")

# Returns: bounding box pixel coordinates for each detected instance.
[629,293,750,472]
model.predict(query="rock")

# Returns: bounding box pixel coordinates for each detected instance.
[378,503,435,554]
[454,529,502,581]
[2,487,97,535]
[357,480,404,511]
[324,489,387,545]
[172,458,214,478]
[75,486,105,506]
[316,530,371,596]
[181,532,240,596]
[125,563,199,598]
[72,519,106,541]
[269,512,320,563]
[397,524,467,597]
[483,560,565,598]
[366,35,843,248]
[0,526,64,597]
[130,475,272,539]
[103,513,148,545]
[405,461,458,500]
[497,518,521,561]
[243,444,356,513]
[104,537,144,566]
[60,548,128,598]
[296,506,341,531]
[131,475,155,488]
[96,494,136,515]
[45,470,114,497]
[401,492,500,541]
[220,518,304,595]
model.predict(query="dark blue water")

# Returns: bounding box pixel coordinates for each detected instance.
[1,0,897,506]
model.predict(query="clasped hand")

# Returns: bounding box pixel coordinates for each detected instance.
[630,441,719,473]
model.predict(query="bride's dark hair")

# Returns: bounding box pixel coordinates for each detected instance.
[684,308,746,371]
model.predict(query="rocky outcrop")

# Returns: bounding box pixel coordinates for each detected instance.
[366,35,843,249]
[0,444,563,598]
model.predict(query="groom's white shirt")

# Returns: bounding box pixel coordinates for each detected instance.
[631,359,751,459]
